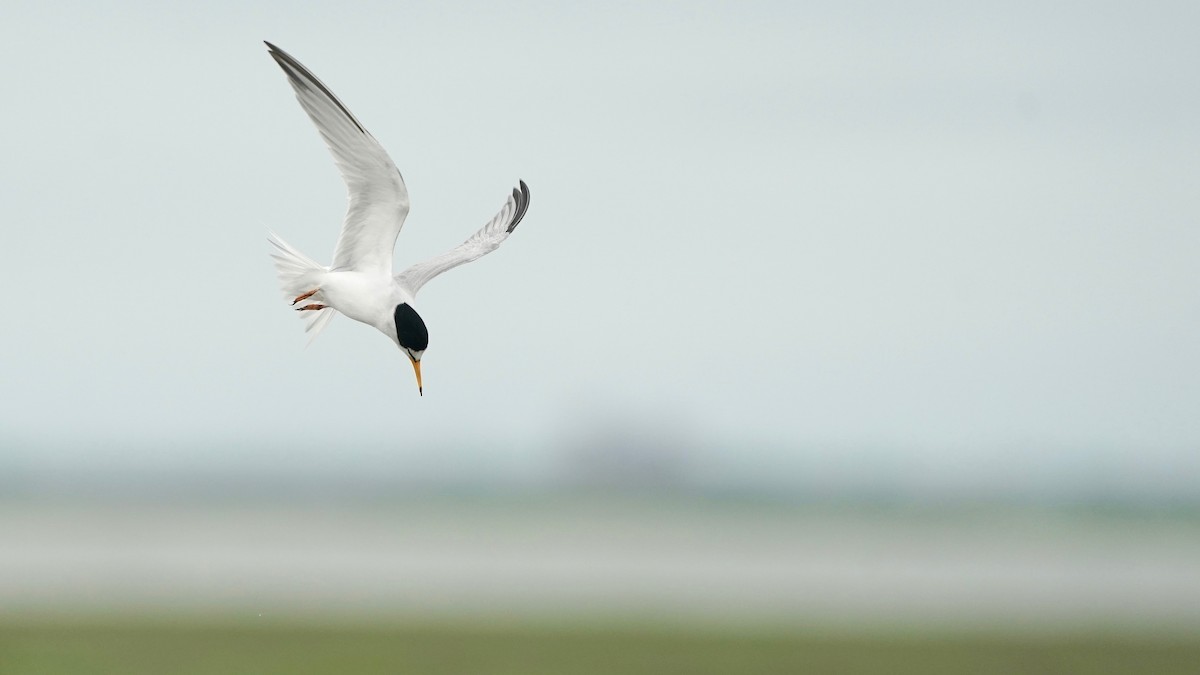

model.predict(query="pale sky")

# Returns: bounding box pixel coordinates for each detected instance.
[2,1,1198,495]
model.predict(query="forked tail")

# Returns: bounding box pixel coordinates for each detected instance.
[267,229,336,344]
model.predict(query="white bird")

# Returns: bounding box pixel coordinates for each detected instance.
[264,42,531,395]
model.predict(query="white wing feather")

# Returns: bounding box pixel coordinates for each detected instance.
[266,42,410,275]
[396,181,531,296]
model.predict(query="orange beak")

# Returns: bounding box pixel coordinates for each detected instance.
[408,356,423,396]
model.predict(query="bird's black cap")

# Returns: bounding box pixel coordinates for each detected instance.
[394,303,429,351]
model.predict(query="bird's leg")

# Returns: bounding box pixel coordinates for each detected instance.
[295,303,327,312]
[292,289,319,305]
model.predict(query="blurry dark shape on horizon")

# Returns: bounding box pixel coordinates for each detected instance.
[2,417,1199,510]
[552,404,695,491]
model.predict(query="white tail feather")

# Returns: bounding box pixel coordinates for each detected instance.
[268,229,336,344]
[302,305,336,347]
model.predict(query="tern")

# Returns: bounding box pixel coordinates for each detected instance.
[264,42,531,395]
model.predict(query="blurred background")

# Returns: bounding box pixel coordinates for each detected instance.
[2,1,1198,672]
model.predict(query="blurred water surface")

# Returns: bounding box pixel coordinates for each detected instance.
[3,496,1197,631]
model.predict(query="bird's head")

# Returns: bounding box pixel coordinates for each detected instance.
[393,303,429,396]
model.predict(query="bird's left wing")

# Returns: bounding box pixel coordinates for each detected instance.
[266,42,410,275]
[395,181,530,296]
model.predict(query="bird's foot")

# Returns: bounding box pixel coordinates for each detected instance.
[292,289,319,305]
[295,303,327,312]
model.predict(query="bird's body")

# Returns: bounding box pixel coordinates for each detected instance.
[320,271,405,333]
[264,42,530,394]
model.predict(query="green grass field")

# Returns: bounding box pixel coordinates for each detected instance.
[2,620,1198,675]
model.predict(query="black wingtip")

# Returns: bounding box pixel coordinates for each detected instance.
[263,41,368,136]
[506,180,531,234]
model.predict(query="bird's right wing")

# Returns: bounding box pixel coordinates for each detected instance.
[395,181,530,296]
[266,42,410,275]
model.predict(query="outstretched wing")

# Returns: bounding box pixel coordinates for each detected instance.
[266,42,410,275]
[396,181,530,296]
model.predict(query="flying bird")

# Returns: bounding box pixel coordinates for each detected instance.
[264,42,531,395]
